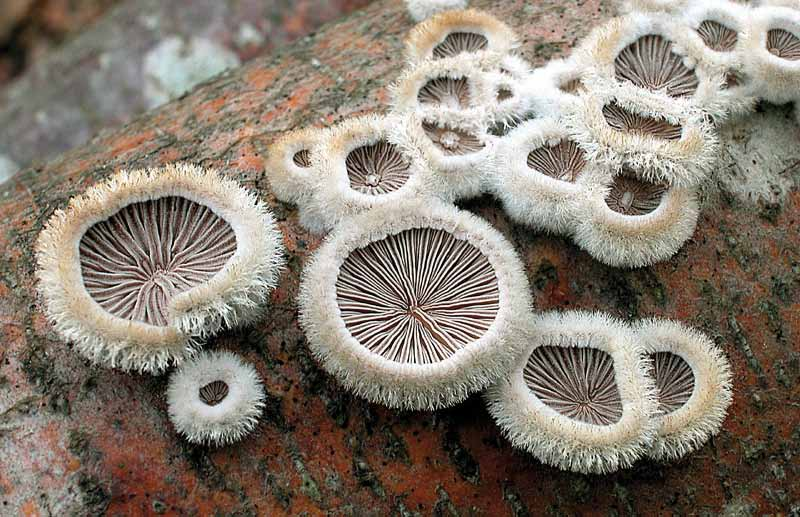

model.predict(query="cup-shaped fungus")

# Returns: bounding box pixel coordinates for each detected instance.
[405,9,518,65]
[390,55,494,126]
[578,13,727,114]
[573,167,699,268]
[490,118,604,235]
[634,319,733,461]
[35,163,285,373]
[304,114,429,234]
[679,0,758,118]
[399,112,494,201]
[565,87,718,187]
[264,127,326,205]
[742,7,800,105]
[405,0,469,23]
[486,311,658,474]
[299,200,532,410]
[167,350,266,445]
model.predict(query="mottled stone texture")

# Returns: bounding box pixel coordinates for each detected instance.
[0,0,798,515]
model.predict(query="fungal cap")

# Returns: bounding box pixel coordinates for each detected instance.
[634,319,733,461]
[298,198,532,410]
[167,350,266,445]
[307,113,429,233]
[564,86,719,188]
[742,7,800,105]
[485,310,658,474]
[399,112,494,201]
[389,54,493,126]
[35,163,285,373]
[489,117,599,235]
[264,126,326,204]
[573,169,699,268]
[405,0,469,23]
[405,8,518,64]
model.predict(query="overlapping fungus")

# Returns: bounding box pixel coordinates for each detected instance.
[199,380,230,406]
[614,34,699,97]
[723,69,742,89]
[80,196,236,327]
[605,173,667,215]
[526,139,586,182]
[292,149,312,168]
[432,31,489,58]
[696,20,738,52]
[650,352,695,413]
[345,140,411,195]
[767,28,800,60]
[335,227,499,364]
[418,76,471,109]
[524,346,623,425]
[422,121,485,155]
[602,102,683,140]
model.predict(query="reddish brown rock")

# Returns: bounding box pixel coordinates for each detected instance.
[0,0,798,515]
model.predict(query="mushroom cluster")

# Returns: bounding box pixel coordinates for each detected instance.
[269,2,800,268]
[261,3,749,472]
[36,163,284,445]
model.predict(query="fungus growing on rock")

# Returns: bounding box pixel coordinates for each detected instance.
[306,114,428,233]
[400,113,493,201]
[573,167,699,268]
[167,350,266,445]
[680,1,757,118]
[565,88,718,187]
[35,163,285,373]
[264,127,326,205]
[299,200,531,410]
[489,118,602,234]
[634,319,733,461]
[405,0,469,23]
[486,311,658,474]
[578,14,726,112]
[405,9,517,64]
[743,7,800,104]
[391,56,492,125]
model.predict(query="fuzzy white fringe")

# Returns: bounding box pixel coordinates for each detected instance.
[634,319,733,461]
[167,350,266,446]
[298,199,532,410]
[34,163,285,374]
[485,310,659,474]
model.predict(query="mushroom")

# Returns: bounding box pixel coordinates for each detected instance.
[264,127,327,205]
[167,350,266,445]
[740,6,800,104]
[35,163,284,373]
[486,311,658,474]
[634,319,733,461]
[298,199,531,410]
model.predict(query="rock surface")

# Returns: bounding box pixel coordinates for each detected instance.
[0,0,371,182]
[1,0,799,515]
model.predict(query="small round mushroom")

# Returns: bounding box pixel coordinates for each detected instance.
[564,86,718,188]
[304,114,430,233]
[398,112,495,201]
[490,117,604,235]
[298,199,532,410]
[577,13,727,114]
[742,6,800,105]
[167,350,266,446]
[264,127,327,204]
[485,310,658,474]
[573,167,699,268]
[390,55,494,127]
[634,319,733,461]
[525,58,591,119]
[35,163,285,373]
[405,8,518,64]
